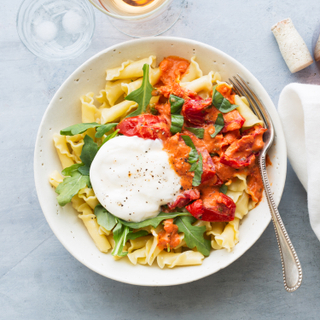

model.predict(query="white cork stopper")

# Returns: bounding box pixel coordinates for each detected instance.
[271,18,313,73]
[314,33,320,62]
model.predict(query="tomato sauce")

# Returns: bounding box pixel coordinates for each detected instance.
[157,219,180,250]
[159,56,190,86]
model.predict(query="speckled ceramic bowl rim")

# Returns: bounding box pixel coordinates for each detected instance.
[34,37,287,286]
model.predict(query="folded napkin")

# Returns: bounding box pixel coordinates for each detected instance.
[278,83,320,241]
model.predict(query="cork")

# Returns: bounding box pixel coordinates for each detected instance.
[271,18,313,73]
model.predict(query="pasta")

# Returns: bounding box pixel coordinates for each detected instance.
[50,55,267,269]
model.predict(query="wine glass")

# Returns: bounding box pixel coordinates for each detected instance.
[88,0,185,38]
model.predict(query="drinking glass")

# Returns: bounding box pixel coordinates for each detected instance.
[88,0,185,38]
[17,0,95,60]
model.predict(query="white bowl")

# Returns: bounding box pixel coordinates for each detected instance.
[34,37,287,286]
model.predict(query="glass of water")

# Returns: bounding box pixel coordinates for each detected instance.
[17,0,95,60]
[88,0,185,38]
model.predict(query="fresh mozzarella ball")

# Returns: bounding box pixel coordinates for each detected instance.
[90,136,181,222]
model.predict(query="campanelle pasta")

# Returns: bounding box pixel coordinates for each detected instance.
[50,55,266,269]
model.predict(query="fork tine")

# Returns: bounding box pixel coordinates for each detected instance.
[235,75,268,127]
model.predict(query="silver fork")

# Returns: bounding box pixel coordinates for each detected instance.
[229,75,302,292]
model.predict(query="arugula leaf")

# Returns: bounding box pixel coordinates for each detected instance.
[60,122,100,136]
[78,135,98,176]
[127,230,149,240]
[95,123,118,138]
[56,172,90,206]
[181,135,199,164]
[185,127,204,139]
[112,223,130,257]
[175,216,211,256]
[94,205,117,231]
[210,113,225,138]
[170,94,185,114]
[192,153,203,187]
[111,223,149,257]
[119,211,191,229]
[61,163,84,176]
[101,129,119,147]
[125,64,154,118]
[219,184,228,194]
[212,86,238,113]
[170,115,184,134]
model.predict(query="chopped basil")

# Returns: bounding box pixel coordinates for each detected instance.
[192,153,203,187]
[169,94,185,114]
[170,114,184,134]
[181,135,199,164]
[220,184,228,194]
[150,107,158,115]
[185,127,205,139]
[210,113,224,138]
[210,152,219,157]
[212,86,238,113]
[125,64,154,118]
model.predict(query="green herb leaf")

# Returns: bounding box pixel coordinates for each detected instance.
[169,94,185,114]
[61,163,84,176]
[175,216,211,256]
[94,205,117,231]
[95,123,118,138]
[56,172,90,206]
[170,115,184,134]
[212,87,238,113]
[150,107,158,115]
[127,230,149,240]
[210,152,219,157]
[112,223,130,257]
[125,64,154,118]
[111,223,149,257]
[219,184,228,194]
[60,122,100,136]
[78,135,98,176]
[192,153,203,187]
[119,211,191,229]
[185,127,205,139]
[181,135,199,164]
[101,129,119,147]
[210,113,225,138]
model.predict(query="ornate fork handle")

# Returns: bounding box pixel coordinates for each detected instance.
[259,156,303,292]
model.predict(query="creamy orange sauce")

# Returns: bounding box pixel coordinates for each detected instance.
[159,56,190,86]
[157,219,180,250]
[216,83,236,104]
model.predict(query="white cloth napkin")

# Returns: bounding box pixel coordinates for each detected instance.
[278,83,320,241]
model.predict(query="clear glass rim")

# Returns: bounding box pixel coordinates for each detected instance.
[87,0,172,21]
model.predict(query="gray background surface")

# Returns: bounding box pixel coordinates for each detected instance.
[1,0,320,319]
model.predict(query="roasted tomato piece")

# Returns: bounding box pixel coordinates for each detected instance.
[117,115,170,140]
[168,189,200,210]
[186,193,236,222]
[182,98,212,125]
[200,150,216,183]
[157,219,180,250]
[246,165,264,203]
[220,125,266,169]
[222,110,245,133]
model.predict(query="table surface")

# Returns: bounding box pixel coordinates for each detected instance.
[1,1,320,319]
